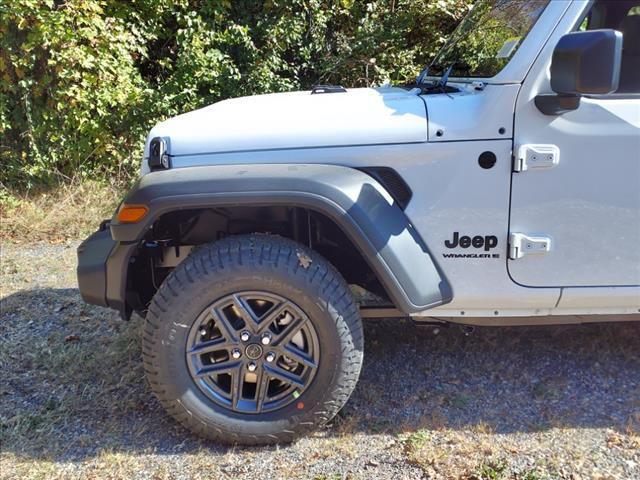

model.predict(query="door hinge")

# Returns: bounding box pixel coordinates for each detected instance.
[509,233,552,260]
[514,144,559,172]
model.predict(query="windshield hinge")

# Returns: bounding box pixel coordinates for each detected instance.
[514,144,560,172]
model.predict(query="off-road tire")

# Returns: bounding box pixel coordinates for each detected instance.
[142,234,364,444]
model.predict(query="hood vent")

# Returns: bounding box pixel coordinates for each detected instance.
[311,85,347,94]
[359,167,412,210]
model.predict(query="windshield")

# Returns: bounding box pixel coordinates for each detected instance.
[428,0,550,79]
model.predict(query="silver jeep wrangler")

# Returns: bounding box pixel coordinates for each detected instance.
[77,0,640,443]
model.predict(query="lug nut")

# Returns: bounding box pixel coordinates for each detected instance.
[261,333,272,345]
[247,362,257,372]
[231,348,241,359]
[199,328,207,336]
[240,331,250,342]
[265,352,275,363]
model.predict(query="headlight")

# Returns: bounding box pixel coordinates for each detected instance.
[148,137,170,170]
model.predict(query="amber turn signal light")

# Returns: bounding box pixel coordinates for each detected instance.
[116,204,148,223]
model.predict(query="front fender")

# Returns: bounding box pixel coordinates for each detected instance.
[112,164,452,314]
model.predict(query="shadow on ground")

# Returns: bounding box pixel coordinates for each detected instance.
[1,287,639,463]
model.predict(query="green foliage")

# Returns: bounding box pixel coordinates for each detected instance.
[1,0,471,188]
[432,0,548,77]
[472,459,508,480]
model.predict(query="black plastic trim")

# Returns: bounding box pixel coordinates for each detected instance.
[534,93,581,115]
[109,164,452,314]
[77,225,137,319]
[104,241,137,319]
[311,85,347,94]
[358,167,413,210]
[77,228,115,307]
[550,29,622,96]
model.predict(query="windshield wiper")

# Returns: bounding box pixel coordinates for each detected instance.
[436,64,454,90]
[411,63,454,90]
[415,65,430,85]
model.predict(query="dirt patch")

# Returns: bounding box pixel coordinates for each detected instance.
[1,242,639,479]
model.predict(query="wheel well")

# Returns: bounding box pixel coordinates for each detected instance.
[126,206,394,313]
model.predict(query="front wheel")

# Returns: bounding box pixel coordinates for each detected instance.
[142,234,364,444]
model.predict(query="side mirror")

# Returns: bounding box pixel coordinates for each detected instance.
[535,29,623,115]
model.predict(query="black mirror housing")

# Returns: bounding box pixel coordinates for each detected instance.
[550,29,623,96]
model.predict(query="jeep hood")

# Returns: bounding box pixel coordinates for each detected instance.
[145,87,427,159]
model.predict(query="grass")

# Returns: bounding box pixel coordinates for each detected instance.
[0,178,127,243]
[0,238,151,472]
[402,426,501,478]
[402,427,565,480]
[2,179,640,479]
[470,459,507,480]
[0,307,145,457]
[2,240,639,478]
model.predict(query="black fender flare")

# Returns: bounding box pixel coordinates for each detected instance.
[110,164,452,315]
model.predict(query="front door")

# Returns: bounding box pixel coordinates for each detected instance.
[509,1,640,288]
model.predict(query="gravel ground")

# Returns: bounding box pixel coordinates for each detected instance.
[1,241,639,479]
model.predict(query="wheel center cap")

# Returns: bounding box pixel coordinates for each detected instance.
[245,343,263,360]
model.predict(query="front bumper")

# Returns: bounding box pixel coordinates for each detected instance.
[77,221,135,319]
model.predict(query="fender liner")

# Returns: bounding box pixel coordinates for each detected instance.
[110,164,452,315]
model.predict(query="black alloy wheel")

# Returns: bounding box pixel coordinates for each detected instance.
[142,235,364,444]
[186,291,320,414]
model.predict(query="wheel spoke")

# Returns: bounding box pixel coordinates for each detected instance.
[254,367,270,413]
[188,337,229,356]
[231,365,245,410]
[231,295,260,330]
[255,302,288,334]
[211,307,238,342]
[264,364,305,389]
[283,344,317,369]
[272,314,307,347]
[195,360,241,377]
